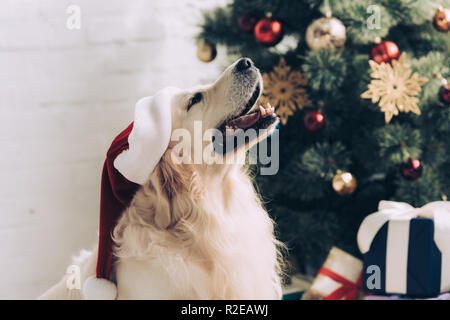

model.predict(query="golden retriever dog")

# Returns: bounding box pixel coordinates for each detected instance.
[39,58,284,299]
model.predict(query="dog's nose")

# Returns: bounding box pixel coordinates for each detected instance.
[235,58,253,72]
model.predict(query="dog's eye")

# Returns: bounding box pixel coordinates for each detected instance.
[187,92,203,111]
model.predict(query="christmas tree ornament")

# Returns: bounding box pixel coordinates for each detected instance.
[259,57,312,124]
[305,16,346,50]
[196,40,217,62]
[433,7,450,32]
[439,80,450,105]
[332,171,357,196]
[370,40,400,64]
[238,13,258,33]
[361,53,429,123]
[304,110,326,132]
[401,158,423,180]
[83,87,177,299]
[254,14,283,46]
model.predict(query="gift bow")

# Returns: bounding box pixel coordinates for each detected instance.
[318,267,362,300]
[357,200,450,293]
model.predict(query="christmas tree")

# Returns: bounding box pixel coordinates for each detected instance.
[197,0,450,273]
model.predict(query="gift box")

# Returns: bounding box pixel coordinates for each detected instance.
[302,247,364,300]
[357,201,450,297]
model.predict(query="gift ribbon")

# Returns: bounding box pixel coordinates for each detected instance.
[318,267,362,300]
[357,201,450,293]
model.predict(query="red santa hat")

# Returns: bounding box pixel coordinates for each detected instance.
[82,87,178,299]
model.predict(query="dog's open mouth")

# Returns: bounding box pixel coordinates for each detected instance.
[213,83,279,154]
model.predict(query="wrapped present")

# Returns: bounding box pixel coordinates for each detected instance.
[357,201,450,297]
[303,247,363,300]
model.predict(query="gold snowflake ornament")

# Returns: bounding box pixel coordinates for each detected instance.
[361,53,428,123]
[259,57,311,125]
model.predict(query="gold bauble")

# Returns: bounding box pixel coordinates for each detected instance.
[197,41,217,62]
[332,171,357,196]
[433,8,450,32]
[305,17,346,50]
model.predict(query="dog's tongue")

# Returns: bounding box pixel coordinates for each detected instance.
[228,111,261,130]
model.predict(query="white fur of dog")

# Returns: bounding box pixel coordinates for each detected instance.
[39,59,284,300]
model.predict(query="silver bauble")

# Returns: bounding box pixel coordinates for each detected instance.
[305,17,346,50]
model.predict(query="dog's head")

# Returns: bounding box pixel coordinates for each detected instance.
[115,58,279,185]
[168,58,279,165]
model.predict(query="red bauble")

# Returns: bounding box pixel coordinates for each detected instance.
[254,17,283,46]
[304,111,326,132]
[439,83,450,105]
[401,158,423,180]
[238,13,258,33]
[370,41,400,64]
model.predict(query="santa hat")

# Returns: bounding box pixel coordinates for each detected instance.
[82,87,178,299]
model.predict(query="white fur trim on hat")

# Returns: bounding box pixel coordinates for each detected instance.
[82,276,117,300]
[114,87,178,185]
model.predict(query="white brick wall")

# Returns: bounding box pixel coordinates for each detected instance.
[0,0,229,299]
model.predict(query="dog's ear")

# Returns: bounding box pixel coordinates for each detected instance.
[114,87,180,185]
[152,184,173,230]
[150,152,195,229]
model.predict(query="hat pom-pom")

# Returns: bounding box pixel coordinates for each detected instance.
[82,276,117,300]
